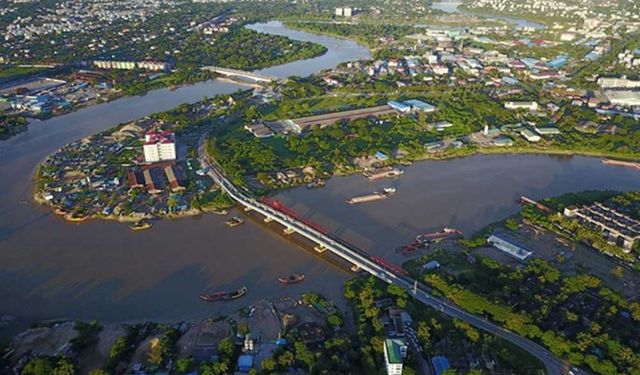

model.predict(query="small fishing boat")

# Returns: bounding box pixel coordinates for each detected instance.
[278,273,305,285]
[200,286,248,302]
[200,291,227,302]
[225,216,244,227]
[226,286,247,300]
[129,220,152,231]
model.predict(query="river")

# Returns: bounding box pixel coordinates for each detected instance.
[430,1,545,29]
[0,21,370,330]
[1,21,639,331]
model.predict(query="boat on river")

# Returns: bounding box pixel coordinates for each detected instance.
[129,220,152,231]
[65,212,89,223]
[416,227,463,243]
[601,158,640,170]
[278,273,305,285]
[225,216,244,227]
[347,187,396,205]
[363,166,404,181]
[200,286,247,302]
[306,179,326,189]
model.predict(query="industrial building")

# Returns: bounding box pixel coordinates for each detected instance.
[520,129,541,142]
[534,127,561,136]
[487,233,533,261]
[404,99,436,112]
[564,203,640,252]
[598,77,640,89]
[383,338,407,375]
[387,100,412,113]
[143,130,176,163]
[604,90,640,107]
[93,60,170,71]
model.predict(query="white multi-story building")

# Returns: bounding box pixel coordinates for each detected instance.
[505,101,539,111]
[383,338,407,375]
[335,7,353,17]
[143,130,176,163]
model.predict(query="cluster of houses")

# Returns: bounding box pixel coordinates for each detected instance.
[37,117,209,221]
[1,73,114,117]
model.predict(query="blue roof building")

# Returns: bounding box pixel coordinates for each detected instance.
[432,356,451,375]
[585,51,599,61]
[404,99,436,112]
[547,56,568,68]
[387,100,411,113]
[237,354,254,373]
[502,77,520,85]
[375,151,389,161]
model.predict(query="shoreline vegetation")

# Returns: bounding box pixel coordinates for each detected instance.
[34,133,639,225]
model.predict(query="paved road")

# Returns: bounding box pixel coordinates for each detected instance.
[197,135,587,375]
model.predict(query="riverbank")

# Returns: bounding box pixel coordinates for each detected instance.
[253,145,640,195]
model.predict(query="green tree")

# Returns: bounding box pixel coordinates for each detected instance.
[53,358,77,375]
[201,361,228,375]
[327,314,342,328]
[294,341,315,370]
[217,337,236,362]
[277,350,295,369]
[23,358,55,375]
[505,218,519,231]
[261,358,276,372]
[175,357,194,374]
[108,337,129,365]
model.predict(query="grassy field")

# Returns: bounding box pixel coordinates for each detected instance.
[0,65,50,80]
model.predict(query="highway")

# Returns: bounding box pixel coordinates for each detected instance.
[197,135,586,375]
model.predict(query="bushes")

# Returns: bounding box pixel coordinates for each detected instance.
[70,321,102,353]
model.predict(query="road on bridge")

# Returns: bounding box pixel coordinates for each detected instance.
[197,134,586,375]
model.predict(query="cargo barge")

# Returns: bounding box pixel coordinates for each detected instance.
[396,227,463,255]
[601,158,640,170]
[347,187,396,205]
[363,167,404,181]
[416,227,463,243]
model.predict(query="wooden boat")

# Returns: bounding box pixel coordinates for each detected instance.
[226,286,247,300]
[278,273,305,285]
[200,291,227,302]
[129,220,152,231]
[65,212,89,223]
[306,179,326,189]
[200,286,247,302]
[225,216,244,227]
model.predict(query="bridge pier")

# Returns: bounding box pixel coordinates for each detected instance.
[244,206,253,212]
[350,264,361,273]
[283,227,295,235]
[264,216,274,223]
[313,245,327,253]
